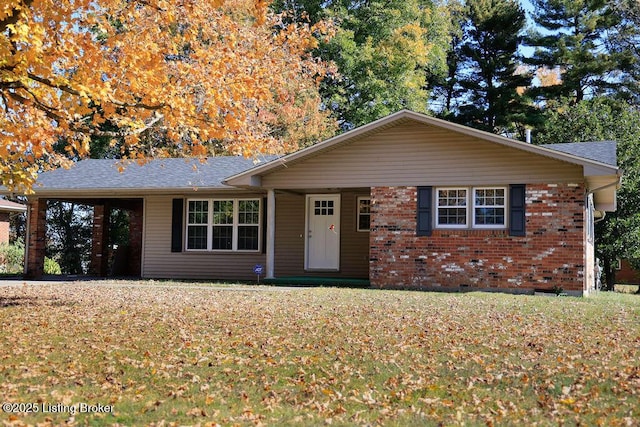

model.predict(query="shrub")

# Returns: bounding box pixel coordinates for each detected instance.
[0,239,25,274]
[44,257,62,275]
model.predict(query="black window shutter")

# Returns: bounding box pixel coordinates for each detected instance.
[171,198,184,252]
[417,186,433,236]
[262,197,267,254]
[509,184,526,236]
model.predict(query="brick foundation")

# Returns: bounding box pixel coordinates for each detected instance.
[370,184,585,293]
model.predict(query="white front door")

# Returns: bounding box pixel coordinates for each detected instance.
[306,194,340,271]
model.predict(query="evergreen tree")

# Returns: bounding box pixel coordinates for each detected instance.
[526,0,633,104]
[453,0,533,135]
[607,0,640,102]
[428,0,466,116]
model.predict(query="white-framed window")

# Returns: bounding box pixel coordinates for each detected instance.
[436,187,507,229]
[186,198,260,251]
[473,187,506,228]
[357,197,371,231]
[436,188,468,228]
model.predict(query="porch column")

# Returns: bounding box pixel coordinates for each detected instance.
[25,198,47,279]
[266,189,276,279]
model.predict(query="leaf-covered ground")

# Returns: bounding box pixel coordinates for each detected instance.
[0,282,639,426]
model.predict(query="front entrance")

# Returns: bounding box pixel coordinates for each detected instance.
[305,194,340,271]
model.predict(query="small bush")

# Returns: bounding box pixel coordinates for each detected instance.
[44,257,62,275]
[0,239,25,274]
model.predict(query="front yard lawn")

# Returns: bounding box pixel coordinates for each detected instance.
[0,282,638,426]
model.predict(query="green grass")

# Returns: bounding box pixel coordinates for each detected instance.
[0,283,639,425]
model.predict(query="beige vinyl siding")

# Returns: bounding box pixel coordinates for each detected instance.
[274,190,369,278]
[261,123,585,189]
[143,194,266,280]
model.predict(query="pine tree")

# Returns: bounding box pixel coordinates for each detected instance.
[444,0,533,136]
[526,0,632,104]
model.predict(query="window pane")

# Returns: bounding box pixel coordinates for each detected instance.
[213,200,233,225]
[358,198,371,231]
[187,225,208,249]
[359,198,371,214]
[437,189,467,225]
[212,226,233,250]
[238,226,259,250]
[358,214,371,231]
[238,200,260,225]
[475,207,505,225]
[188,200,208,224]
[439,189,467,206]
[474,188,506,226]
[438,207,467,225]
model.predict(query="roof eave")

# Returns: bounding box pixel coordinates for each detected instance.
[0,205,27,212]
[19,186,263,199]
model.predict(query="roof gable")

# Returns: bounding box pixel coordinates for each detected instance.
[225,110,618,187]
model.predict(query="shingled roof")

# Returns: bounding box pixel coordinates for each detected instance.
[541,141,617,167]
[31,156,278,195]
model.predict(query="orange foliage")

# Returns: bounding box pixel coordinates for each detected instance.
[0,0,336,193]
[536,66,563,87]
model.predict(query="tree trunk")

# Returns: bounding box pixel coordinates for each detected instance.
[603,256,616,291]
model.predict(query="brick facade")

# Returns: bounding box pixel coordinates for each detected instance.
[370,184,586,293]
[0,212,9,244]
[25,199,47,278]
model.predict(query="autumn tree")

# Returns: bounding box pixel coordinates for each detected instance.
[272,0,453,129]
[1,0,336,194]
[535,97,640,290]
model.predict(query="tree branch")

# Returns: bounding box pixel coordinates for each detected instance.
[7,83,165,138]
[25,72,167,111]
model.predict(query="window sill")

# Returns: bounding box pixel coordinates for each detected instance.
[183,250,262,254]
[433,228,508,237]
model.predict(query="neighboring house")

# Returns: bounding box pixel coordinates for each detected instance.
[0,198,26,244]
[3,110,619,296]
[616,259,640,285]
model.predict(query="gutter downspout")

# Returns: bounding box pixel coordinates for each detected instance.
[585,173,622,294]
[594,211,606,224]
